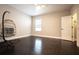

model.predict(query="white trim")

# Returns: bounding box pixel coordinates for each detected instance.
[0,34,73,42]
[6,34,31,40]
[77,41,79,47]
[31,34,73,41]
[0,34,31,42]
[31,34,61,39]
[77,44,79,47]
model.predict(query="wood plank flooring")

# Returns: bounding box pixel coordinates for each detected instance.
[0,36,79,55]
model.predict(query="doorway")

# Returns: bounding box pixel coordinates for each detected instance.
[61,13,77,42]
[61,16,72,41]
[72,13,77,42]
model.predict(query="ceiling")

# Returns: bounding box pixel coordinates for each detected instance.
[9,4,73,16]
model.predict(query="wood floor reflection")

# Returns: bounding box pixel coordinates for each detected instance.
[0,36,79,55]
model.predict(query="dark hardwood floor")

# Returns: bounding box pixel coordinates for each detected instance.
[0,36,79,55]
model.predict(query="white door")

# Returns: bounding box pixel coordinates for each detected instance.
[61,16,72,41]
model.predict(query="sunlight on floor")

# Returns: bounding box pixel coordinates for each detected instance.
[34,38,42,54]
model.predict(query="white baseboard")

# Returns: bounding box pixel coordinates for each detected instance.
[0,34,31,42]
[77,41,79,47]
[31,34,73,41]
[0,34,73,42]
[6,34,31,40]
[31,34,61,39]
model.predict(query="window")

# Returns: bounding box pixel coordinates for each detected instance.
[35,16,42,31]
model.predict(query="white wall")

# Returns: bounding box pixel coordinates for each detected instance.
[0,5,31,41]
[32,11,70,38]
